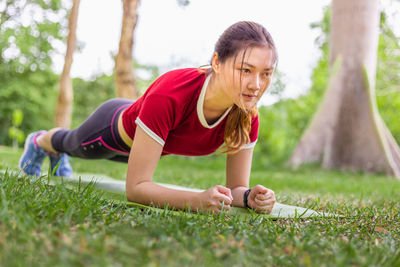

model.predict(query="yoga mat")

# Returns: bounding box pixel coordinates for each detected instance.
[1,169,335,218]
[65,172,334,218]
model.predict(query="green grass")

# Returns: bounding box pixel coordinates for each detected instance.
[1,145,400,266]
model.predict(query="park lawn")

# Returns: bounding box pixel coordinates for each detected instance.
[0,145,399,266]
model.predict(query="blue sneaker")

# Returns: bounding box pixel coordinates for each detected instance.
[19,131,48,176]
[49,153,73,178]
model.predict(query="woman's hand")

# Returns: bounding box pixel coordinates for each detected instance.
[247,185,276,214]
[199,185,233,213]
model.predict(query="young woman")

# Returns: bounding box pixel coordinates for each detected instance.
[20,21,277,214]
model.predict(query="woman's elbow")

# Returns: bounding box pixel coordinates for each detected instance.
[126,186,135,202]
[125,179,148,203]
[126,179,139,202]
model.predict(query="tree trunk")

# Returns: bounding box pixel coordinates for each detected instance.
[55,0,80,128]
[115,0,140,99]
[288,0,400,179]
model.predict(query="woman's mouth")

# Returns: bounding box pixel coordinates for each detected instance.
[242,93,257,100]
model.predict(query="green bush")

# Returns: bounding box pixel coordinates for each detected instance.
[0,70,58,145]
[71,75,116,128]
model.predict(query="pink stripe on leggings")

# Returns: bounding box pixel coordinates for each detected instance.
[81,136,129,155]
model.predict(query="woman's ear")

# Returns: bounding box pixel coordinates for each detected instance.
[211,52,221,74]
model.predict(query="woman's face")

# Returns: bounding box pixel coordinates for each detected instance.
[217,46,275,110]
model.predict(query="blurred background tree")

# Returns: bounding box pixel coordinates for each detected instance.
[288,0,400,177]
[114,0,140,99]
[54,0,80,129]
[254,4,400,169]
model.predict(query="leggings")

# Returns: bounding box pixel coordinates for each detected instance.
[51,98,133,163]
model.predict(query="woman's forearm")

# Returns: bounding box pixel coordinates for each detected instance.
[127,181,203,211]
[230,186,248,208]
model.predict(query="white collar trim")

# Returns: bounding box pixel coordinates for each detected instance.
[197,75,232,129]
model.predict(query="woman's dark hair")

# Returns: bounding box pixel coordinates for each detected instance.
[213,21,278,66]
[207,21,278,154]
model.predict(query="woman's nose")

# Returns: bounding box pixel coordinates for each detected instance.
[249,75,261,91]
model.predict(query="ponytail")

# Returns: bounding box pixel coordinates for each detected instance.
[221,105,258,154]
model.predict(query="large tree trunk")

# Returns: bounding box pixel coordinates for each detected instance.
[55,0,80,128]
[115,0,140,99]
[288,0,400,179]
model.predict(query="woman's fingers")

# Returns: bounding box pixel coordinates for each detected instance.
[255,193,273,201]
[214,185,232,205]
[216,185,233,201]
[256,189,275,197]
[251,185,269,196]
[245,186,276,214]
[204,185,232,213]
[254,197,275,207]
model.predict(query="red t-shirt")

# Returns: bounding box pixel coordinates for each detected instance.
[122,68,259,156]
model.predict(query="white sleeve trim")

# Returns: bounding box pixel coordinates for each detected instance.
[135,117,165,146]
[242,139,257,150]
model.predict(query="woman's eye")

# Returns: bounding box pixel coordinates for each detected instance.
[264,72,272,77]
[241,68,250,73]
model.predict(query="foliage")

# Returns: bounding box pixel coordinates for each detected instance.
[1,147,400,266]
[0,0,67,73]
[8,109,25,149]
[71,74,116,128]
[376,12,400,142]
[0,0,66,145]
[266,70,286,99]
[255,98,312,166]
[176,0,190,8]
[0,69,59,145]
[134,60,160,96]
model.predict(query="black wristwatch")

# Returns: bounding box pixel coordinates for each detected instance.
[243,188,252,209]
